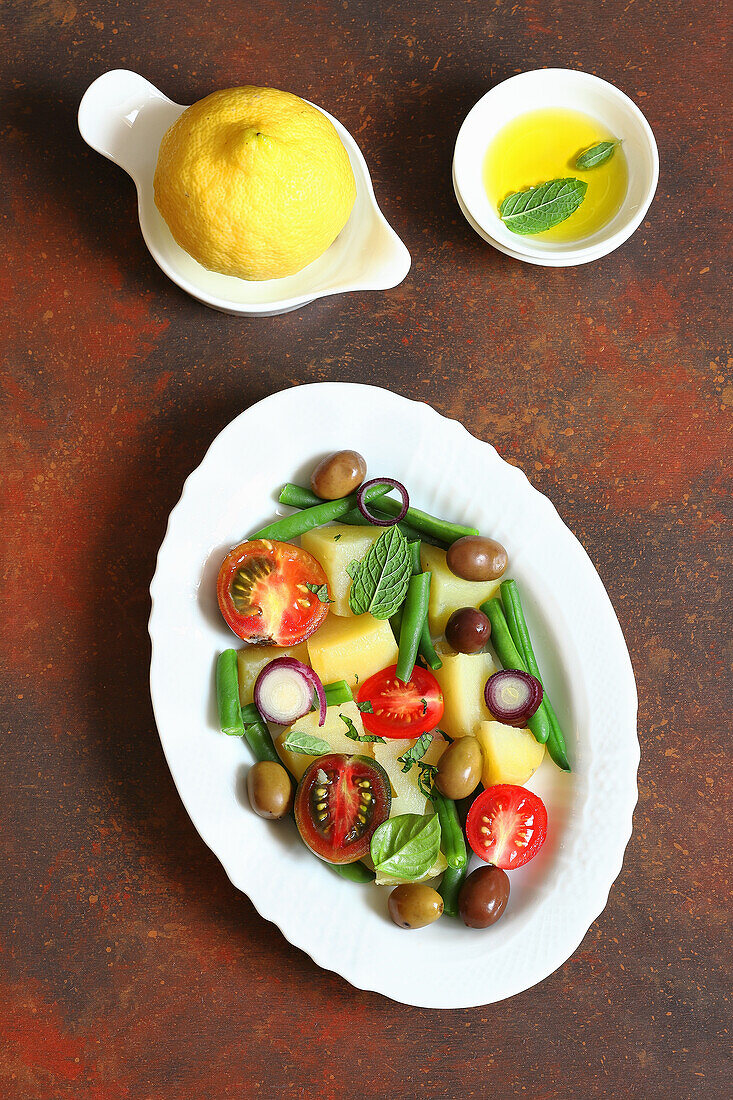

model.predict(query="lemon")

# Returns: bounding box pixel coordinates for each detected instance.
[153,86,357,281]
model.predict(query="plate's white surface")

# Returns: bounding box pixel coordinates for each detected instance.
[149,383,638,1008]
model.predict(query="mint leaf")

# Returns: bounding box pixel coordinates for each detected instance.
[281,730,331,756]
[348,526,412,618]
[370,813,441,880]
[500,178,587,235]
[305,582,333,604]
[397,732,433,773]
[356,700,374,714]
[575,140,620,170]
[340,713,385,743]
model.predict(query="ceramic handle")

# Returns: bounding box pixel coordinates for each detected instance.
[78,68,182,182]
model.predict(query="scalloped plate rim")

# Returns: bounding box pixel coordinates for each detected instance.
[148,382,639,1008]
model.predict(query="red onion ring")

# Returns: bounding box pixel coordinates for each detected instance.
[484,670,543,727]
[254,657,327,727]
[356,478,409,526]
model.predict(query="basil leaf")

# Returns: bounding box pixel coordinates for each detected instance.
[340,713,385,743]
[305,582,333,604]
[500,178,587,235]
[348,526,412,618]
[575,140,620,170]
[281,730,331,756]
[356,700,374,713]
[370,813,441,880]
[416,761,438,798]
[397,732,433,773]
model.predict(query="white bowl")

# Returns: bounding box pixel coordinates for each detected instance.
[149,382,639,1008]
[78,70,410,315]
[453,68,659,266]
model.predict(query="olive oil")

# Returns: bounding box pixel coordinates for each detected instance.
[484,107,628,242]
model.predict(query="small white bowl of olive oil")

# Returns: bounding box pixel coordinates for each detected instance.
[453,68,659,266]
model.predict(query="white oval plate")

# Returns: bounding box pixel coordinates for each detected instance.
[149,383,638,1008]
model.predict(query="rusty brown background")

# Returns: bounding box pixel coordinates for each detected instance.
[2,1,731,1097]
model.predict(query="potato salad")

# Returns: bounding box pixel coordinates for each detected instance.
[214,452,570,931]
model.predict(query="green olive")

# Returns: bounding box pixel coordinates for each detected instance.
[446,536,508,582]
[310,450,367,500]
[246,761,293,820]
[434,736,483,800]
[388,884,444,929]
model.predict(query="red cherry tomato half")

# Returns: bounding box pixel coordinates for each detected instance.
[294,754,392,864]
[357,663,444,739]
[217,539,330,645]
[466,784,547,870]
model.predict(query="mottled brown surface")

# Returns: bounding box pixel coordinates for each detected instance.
[1,1,731,1097]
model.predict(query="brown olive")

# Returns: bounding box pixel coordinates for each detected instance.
[458,865,510,928]
[310,450,367,500]
[246,761,293,820]
[447,536,508,582]
[445,607,491,654]
[388,884,444,929]
[434,736,483,800]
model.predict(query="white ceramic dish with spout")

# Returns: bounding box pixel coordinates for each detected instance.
[79,70,411,315]
[453,68,659,267]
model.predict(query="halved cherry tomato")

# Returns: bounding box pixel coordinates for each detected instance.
[294,754,391,864]
[466,784,547,870]
[357,663,444,739]
[217,539,330,645]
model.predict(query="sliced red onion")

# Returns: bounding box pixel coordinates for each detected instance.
[254,657,327,727]
[484,670,543,727]
[356,477,409,526]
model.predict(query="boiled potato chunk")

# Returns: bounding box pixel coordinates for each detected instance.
[275,701,374,781]
[432,642,497,740]
[237,642,309,705]
[301,524,383,616]
[374,732,449,818]
[306,613,398,689]
[374,850,447,887]
[420,543,502,634]
[476,720,545,787]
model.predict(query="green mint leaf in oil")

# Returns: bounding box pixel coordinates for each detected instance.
[575,140,620,170]
[500,177,587,235]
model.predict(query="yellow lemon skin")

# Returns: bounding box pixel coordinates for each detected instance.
[153,86,357,281]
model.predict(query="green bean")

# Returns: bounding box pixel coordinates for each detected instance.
[390,606,403,643]
[432,789,468,870]
[251,483,391,541]
[408,540,422,574]
[480,599,550,745]
[242,713,280,764]
[396,573,431,682]
[322,679,353,708]
[277,482,475,545]
[418,623,442,670]
[406,540,442,670]
[277,483,384,510]
[240,678,352,727]
[438,864,467,918]
[328,860,376,883]
[280,485,442,545]
[216,650,245,737]
[364,496,478,545]
[341,507,436,545]
[499,580,570,772]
